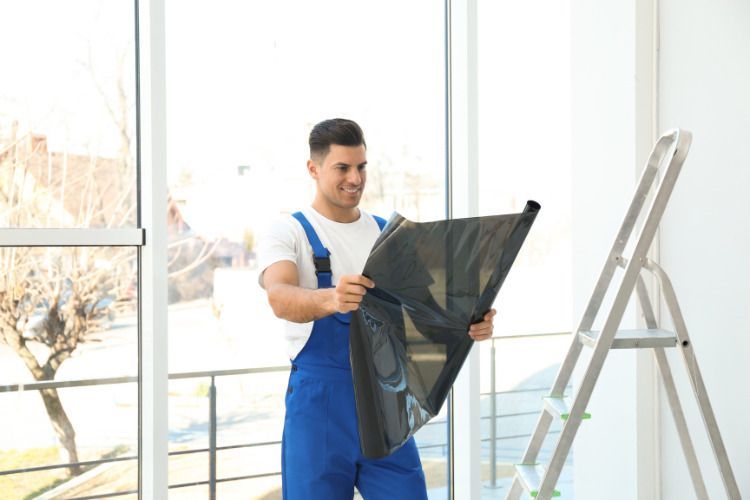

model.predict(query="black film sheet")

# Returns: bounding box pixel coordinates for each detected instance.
[350,201,541,458]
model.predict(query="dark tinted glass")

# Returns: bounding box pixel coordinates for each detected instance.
[351,201,540,458]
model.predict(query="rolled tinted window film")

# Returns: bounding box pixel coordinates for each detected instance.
[350,200,541,458]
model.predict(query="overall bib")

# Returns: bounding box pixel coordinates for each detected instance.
[282,212,427,500]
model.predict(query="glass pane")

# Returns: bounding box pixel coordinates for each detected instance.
[0,246,139,498]
[218,372,286,497]
[477,0,573,496]
[165,0,446,496]
[480,334,573,497]
[0,1,137,228]
[477,0,572,335]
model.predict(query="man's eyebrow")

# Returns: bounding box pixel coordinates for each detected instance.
[333,161,368,167]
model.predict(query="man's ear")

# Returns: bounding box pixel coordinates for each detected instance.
[307,159,319,179]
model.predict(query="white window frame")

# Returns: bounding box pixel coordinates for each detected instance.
[446,0,482,498]
[137,0,168,498]
[0,1,167,498]
[140,0,465,496]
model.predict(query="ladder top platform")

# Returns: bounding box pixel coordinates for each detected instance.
[579,328,677,349]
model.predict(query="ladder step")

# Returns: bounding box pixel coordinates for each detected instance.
[543,396,591,421]
[514,464,561,498]
[578,328,677,349]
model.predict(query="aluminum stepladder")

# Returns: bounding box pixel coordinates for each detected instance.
[506,129,742,500]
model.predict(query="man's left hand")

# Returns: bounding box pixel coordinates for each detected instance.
[468,308,497,341]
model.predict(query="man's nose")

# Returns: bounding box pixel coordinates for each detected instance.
[346,169,362,185]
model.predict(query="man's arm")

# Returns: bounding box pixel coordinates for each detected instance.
[262,260,375,323]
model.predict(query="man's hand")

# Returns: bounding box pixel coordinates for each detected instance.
[468,308,497,341]
[263,264,375,322]
[331,274,375,313]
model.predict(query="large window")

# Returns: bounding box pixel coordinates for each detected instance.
[476,0,574,496]
[165,1,448,497]
[0,1,137,229]
[0,1,578,498]
[0,1,141,498]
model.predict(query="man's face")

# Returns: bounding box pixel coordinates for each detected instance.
[309,144,367,211]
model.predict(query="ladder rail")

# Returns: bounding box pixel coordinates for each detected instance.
[653,347,709,499]
[518,409,555,464]
[509,129,740,499]
[506,477,524,499]
[539,254,660,496]
[636,272,709,498]
[587,129,690,357]
[537,317,622,497]
[645,260,742,499]
[577,130,683,333]
[537,131,693,498]
[548,130,687,397]
[506,129,709,500]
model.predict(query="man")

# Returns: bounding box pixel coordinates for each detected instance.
[258,118,496,499]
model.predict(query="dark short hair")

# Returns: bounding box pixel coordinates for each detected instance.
[309,118,366,161]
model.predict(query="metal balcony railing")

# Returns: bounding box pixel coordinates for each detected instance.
[0,331,570,499]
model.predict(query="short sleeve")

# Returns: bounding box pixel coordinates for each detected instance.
[256,218,300,288]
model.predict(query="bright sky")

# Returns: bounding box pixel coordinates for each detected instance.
[0,1,134,157]
[163,0,446,236]
[1,0,573,332]
[0,1,568,216]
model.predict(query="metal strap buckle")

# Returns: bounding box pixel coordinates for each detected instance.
[314,255,331,274]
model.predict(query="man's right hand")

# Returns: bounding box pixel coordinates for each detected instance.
[262,262,375,323]
[331,274,375,313]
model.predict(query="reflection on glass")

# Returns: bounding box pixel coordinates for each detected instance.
[166,0,447,495]
[167,372,287,495]
[0,1,136,228]
[479,334,573,494]
[0,246,138,497]
[476,1,573,495]
[477,0,572,336]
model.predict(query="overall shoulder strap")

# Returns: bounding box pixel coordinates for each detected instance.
[291,211,332,288]
[372,214,387,231]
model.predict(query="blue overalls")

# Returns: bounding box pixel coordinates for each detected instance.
[282,212,428,500]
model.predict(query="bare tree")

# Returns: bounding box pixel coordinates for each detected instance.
[0,25,227,477]
[0,125,219,478]
[0,125,138,475]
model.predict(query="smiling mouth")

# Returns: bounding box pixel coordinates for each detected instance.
[342,187,361,194]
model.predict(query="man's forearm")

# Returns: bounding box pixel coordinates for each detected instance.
[266,283,336,323]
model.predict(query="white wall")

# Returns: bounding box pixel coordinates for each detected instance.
[658,0,750,498]
[572,0,749,498]
[570,1,642,498]
[570,0,669,497]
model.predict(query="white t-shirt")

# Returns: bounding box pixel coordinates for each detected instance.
[257,206,383,359]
